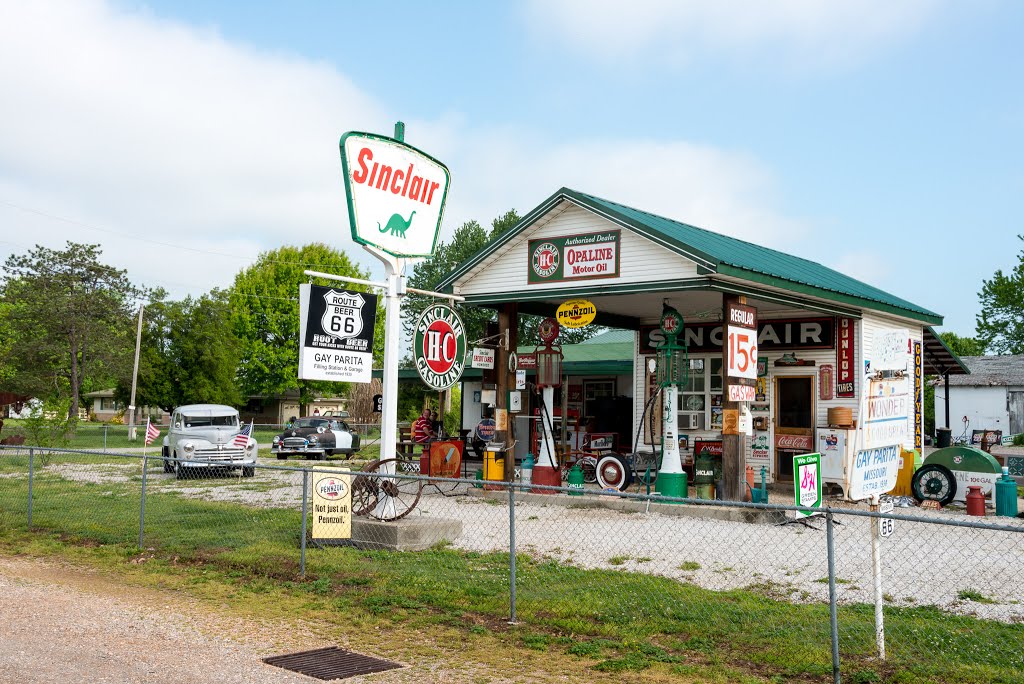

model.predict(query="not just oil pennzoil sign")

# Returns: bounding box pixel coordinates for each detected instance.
[414,303,466,390]
[299,284,378,384]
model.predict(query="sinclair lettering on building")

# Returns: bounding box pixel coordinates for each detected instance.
[340,132,450,258]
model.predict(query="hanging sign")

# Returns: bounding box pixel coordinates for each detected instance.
[298,284,378,383]
[339,131,450,259]
[311,472,352,541]
[913,341,923,451]
[726,302,758,387]
[836,317,855,397]
[471,347,495,369]
[413,304,466,390]
[819,365,834,400]
[527,231,620,284]
[555,299,597,328]
[794,453,822,516]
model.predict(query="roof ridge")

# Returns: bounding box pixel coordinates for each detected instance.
[565,188,936,317]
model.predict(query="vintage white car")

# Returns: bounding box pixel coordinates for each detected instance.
[161,404,257,478]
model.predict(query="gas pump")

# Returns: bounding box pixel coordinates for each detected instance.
[530,317,563,492]
[654,303,689,499]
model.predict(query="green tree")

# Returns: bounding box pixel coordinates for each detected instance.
[976,235,1024,354]
[939,331,985,358]
[116,289,241,411]
[0,242,142,419]
[229,244,381,413]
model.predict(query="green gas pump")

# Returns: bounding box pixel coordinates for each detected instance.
[654,303,690,500]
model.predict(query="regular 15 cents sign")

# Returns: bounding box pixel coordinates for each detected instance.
[414,303,466,390]
[298,284,378,384]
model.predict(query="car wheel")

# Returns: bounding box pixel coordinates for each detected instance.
[912,463,957,506]
[162,447,173,473]
[596,453,633,491]
[242,466,255,478]
[324,449,334,457]
[175,457,187,480]
[276,452,288,460]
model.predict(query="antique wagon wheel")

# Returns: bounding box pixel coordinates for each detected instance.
[356,458,423,521]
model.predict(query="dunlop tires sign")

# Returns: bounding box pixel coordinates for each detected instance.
[556,299,596,329]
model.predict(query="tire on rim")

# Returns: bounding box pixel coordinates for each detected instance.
[911,463,957,506]
[596,453,633,491]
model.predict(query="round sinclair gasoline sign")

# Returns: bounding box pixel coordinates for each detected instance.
[414,304,466,390]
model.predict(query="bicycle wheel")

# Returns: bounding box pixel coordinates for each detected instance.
[578,455,598,483]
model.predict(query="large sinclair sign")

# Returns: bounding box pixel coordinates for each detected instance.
[340,132,450,259]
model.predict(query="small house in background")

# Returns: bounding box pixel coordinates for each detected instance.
[82,389,167,423]
[935,355,1024,443]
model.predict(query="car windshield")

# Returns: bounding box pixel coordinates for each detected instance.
[294,418,330,429]
[182,414,238,428]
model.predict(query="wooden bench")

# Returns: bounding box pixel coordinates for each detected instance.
[397,425,418,458]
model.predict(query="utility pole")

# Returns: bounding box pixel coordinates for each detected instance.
[128,303,144,440]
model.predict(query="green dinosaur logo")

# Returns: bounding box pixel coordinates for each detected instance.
[378,211,416,238]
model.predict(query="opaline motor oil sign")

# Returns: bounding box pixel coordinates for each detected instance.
[528,231,620,283]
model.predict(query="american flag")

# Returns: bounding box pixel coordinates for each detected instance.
[144,418,160,446]
[232,421,253,449]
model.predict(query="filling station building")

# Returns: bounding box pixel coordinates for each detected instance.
[439,188,966,491]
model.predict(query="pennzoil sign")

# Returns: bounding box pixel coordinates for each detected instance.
[528,231,620,284]
[556,299,596,329]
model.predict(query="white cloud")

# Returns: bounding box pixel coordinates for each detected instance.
[0,0,807,303]
[524,0,942,69]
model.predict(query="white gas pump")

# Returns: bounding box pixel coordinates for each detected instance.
[531,317,563,491]
[654,303,690,498]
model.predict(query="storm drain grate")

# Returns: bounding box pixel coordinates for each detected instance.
[263,646,402,680]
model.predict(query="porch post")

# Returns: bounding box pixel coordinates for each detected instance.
[721,294,743,501]
[498,303,519,481]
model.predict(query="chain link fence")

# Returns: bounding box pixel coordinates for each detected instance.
[0,444,1021,682]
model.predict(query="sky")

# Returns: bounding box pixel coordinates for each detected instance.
[1,0,1021,337]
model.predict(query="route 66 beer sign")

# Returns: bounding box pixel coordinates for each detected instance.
[414,303,466,390]
[299,284,378,383]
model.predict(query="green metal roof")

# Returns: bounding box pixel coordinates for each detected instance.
[439,187,942,325]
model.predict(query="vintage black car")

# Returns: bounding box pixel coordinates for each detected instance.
[270,415,360,460]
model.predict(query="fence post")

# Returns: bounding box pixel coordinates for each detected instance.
[28,448,34,529]
[300,470,309,578]
[826,510,841,684]
[508,481,517,624]
[103,425,108,452]
[138,454,149,549]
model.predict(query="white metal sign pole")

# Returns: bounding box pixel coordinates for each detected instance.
[870,493,886,659]
[366,246,402,521]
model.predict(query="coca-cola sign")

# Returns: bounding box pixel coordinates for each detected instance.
[775,434,813,451]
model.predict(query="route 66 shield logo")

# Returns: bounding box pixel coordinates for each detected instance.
[321,289,364,340]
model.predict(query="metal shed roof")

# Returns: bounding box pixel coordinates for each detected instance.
[946,354,1024,385]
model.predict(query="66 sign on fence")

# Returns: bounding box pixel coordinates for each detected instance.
[414,303,466,390]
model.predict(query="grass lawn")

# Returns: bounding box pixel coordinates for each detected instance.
[0,459,1020,682]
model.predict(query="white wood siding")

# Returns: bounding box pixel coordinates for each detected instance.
[456,203,701,296]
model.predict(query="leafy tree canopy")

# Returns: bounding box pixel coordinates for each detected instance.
[115,288,241,412]
[938,331,985,358]
[229,243,381,411]
[0,242,144,419]
[976,234,1024,354]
